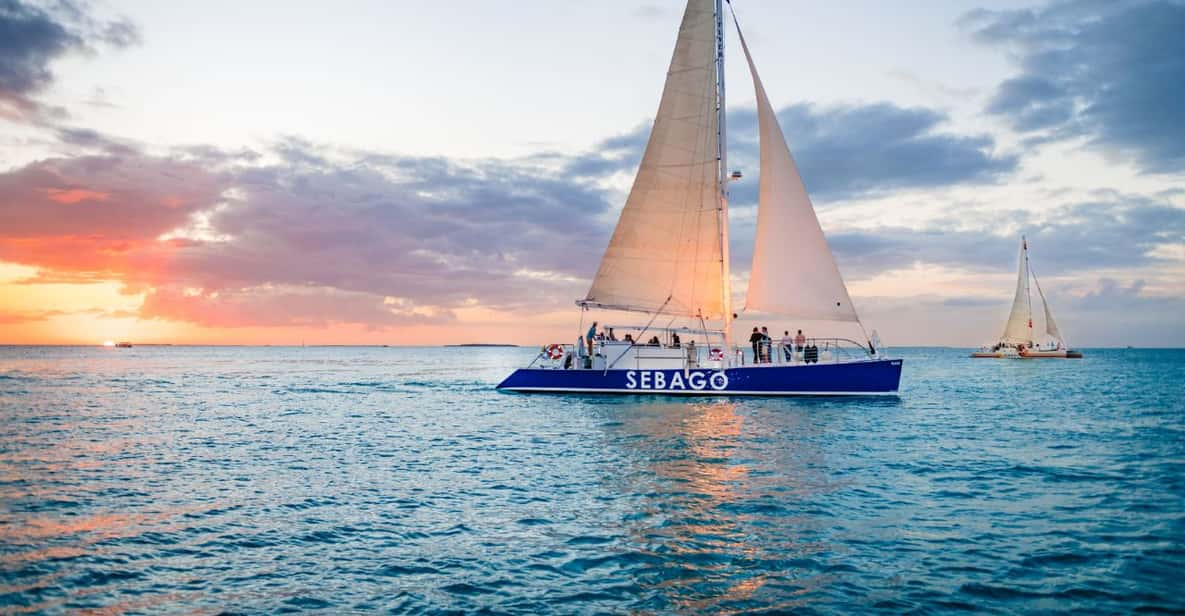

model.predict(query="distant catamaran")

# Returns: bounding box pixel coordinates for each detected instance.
[497,0,902,395]
[972,237,1083,359]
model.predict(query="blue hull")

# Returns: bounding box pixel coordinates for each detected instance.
[497,358,903,396]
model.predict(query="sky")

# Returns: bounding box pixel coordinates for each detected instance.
[1,0,1183,347]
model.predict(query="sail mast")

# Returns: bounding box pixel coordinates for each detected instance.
[1024,236,1033,343]
[714,0,732,345]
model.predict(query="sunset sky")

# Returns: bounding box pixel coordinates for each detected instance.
[1,0,1183,346]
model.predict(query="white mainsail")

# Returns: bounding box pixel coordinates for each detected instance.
[1000,237,1034,345]
[734,19,859,322]
[581,0,725,319]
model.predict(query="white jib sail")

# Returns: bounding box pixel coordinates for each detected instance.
[1001,238,1033,345]
[734,22,859,322]
[582,0,725,319]
[1033,272,1063,345]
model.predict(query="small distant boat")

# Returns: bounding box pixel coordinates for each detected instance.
[497,0,902,396]
[972,237,1082,359]
[115,342,133,348]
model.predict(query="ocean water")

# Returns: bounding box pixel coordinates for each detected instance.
[1,346,1183,614]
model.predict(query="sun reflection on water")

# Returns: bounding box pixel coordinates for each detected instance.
[595,399,835,611]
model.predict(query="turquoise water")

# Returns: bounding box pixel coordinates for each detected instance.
[1,346,1183,613]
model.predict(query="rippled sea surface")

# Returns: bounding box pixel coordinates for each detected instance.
[2,346,1183,614]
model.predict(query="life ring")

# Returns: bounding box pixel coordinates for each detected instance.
[545,344,565,360]
[708,347,724,361]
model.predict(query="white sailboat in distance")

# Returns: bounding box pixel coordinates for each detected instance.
[971,236,1083,359]
[497,0,903,395]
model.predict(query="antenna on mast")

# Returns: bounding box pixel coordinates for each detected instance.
[1023,235,1034,339]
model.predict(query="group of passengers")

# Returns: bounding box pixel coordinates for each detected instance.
[989,340,1061,353]
[749,326,806,363]
[582,321,686,356]
[578,321,811,364]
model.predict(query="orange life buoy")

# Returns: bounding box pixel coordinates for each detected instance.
[545,344,565,360]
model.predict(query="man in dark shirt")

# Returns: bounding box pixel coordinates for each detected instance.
[749,327,763,364]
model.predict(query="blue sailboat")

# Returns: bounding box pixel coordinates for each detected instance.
[499,0,902,396]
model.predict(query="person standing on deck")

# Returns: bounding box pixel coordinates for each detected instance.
[794,329,806,350]
[760,327,772,363]
[586,322,597,356]
[749,327,763,364]
[781,330,794,361]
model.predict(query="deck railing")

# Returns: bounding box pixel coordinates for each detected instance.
[527,343,578,369]
[529,337,878,370]
[733,337,877,366]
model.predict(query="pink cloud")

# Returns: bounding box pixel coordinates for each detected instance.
[0,155,227,240]
[139,286,452,329]
[0,140,606,329]
[44,188,110,204]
